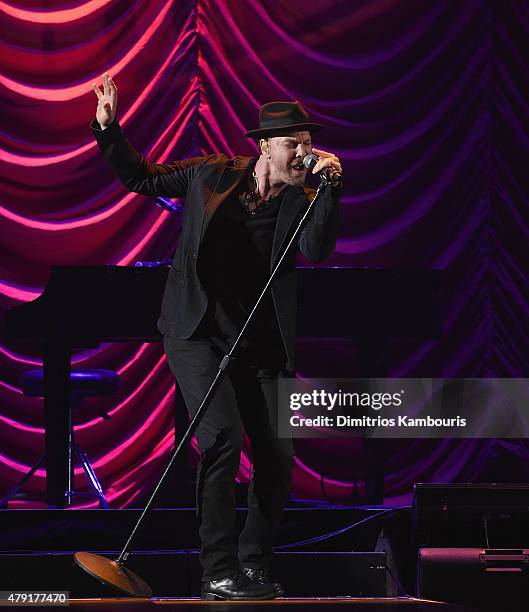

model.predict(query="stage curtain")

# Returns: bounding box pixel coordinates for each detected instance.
[1,0,528,507]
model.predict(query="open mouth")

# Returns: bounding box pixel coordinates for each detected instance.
[291,162,305,173]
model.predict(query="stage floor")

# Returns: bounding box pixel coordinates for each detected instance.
[22,597,473,611]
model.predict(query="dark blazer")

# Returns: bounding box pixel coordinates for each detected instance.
[91,119,340,372]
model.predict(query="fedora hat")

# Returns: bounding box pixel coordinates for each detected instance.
[245,100,324,139]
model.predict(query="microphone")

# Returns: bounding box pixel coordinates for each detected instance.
[303,153,342,185]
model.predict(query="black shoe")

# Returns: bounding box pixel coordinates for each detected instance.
[201,571,280,600]
[242,567,284,596]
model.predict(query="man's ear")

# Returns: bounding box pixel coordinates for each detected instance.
[260,138,270,156]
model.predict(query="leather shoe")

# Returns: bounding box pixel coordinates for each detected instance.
[242,567,284,596]
[201,571,280,600]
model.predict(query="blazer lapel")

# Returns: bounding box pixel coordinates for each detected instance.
[271,186,307,269]
[199,157,253,244]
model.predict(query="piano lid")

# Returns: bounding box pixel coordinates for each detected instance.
[5,265,441,342]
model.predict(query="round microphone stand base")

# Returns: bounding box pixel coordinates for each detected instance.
[74,552,152,598]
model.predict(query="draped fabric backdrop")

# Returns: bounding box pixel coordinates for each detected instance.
[1,0,529,508]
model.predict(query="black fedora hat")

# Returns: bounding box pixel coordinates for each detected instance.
[245,100,324,139]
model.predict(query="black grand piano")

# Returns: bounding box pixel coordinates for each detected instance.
[5,266,441,507]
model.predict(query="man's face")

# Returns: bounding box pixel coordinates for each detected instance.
[262,130,312,187]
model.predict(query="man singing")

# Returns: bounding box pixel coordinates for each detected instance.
[91,73,341,600]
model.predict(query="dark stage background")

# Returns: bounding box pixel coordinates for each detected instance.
[1,0,529,507]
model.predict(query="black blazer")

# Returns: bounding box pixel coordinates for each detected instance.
[92,119,340,372]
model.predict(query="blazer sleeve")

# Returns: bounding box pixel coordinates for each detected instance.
[298,183,341,262]
[90,118,210,197]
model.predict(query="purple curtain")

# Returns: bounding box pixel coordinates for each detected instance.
[1,0,528,507]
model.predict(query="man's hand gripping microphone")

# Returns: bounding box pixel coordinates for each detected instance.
[303,153,342,187]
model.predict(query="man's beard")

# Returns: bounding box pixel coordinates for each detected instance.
[278,159,306,187]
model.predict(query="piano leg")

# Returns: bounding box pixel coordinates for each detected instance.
[43,340,71,508]
[357,336,388,505]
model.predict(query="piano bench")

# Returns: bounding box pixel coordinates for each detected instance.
[5,369,121,509]
[20,368,120,400]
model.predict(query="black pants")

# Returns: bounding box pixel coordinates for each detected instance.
[163,334,294,581]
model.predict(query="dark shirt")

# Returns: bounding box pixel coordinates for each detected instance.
[195,161,287,367]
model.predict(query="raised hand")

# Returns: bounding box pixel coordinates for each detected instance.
[92,73,118,130]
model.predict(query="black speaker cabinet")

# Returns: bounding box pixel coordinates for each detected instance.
[413,484,529,610]
[412,483,529,548]
[418,547,529,610]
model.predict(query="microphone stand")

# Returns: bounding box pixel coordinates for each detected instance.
[74,178,329,597]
